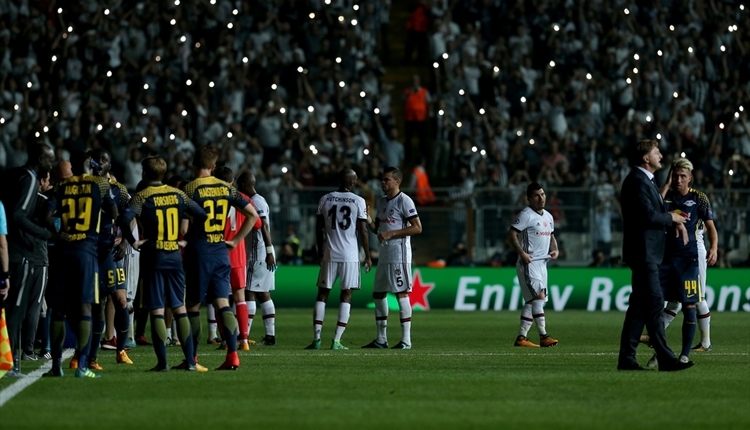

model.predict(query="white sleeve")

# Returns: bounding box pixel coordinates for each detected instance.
[403,195,418,219]
[356,197,367,221]
[511,209,529,232]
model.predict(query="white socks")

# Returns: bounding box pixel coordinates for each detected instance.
[398,297,412,345]
[531,300,546,336]
[374,298,388,343]
[261,300,276,336]
[313,301,325,341]
[333,303,351,342]
[518,303,533,337]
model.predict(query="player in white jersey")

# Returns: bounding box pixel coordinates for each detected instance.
[506,183,559,348]
[362,167,422,350]
[305,169,371,350]
[122,221,140,349]
[237,172,278,346]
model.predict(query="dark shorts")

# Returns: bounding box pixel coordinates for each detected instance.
[47,252,100,307]
[184,249,230,304]
[142,268,185,310]
[98,247,126,295]
[659,257,701,304]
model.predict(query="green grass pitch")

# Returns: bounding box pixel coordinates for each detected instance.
[1,309,748,430]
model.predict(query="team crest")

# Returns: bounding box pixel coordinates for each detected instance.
[395,268,401,276]
[684,200,696,207]
[389,209,394,215]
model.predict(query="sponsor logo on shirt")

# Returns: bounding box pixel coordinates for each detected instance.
[535,231,553,236]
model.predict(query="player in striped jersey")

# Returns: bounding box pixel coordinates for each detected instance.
[120,157,208,372]
[507,183,559,348]
[362,167,422,350]
[306,169,371,350]
[645,158,718,367]
[182,145,259,370]
[44,152,117,378]
[236,172,278,347]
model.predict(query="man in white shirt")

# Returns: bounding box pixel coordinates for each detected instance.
[506,183,560,348]
[362,167,422,349]
[306,169,372,350]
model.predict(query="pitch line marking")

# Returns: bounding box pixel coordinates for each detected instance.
[0,349,75,408]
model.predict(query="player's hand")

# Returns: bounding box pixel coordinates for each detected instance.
[670,212,687,224]
[113,240,127,261]
[520,252,532,264]
[363,257,373,274]
[707,248,718,266]
[225,239,240,249]
[52,232,70,242]
[549,250,559,260]
[178,240,188,248]
[0,279,9,301]
[377,230,392,243]
[133,239,148,250]
[675,223,688,246]
[265,253,277,272]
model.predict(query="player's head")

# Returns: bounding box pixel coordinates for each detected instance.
[236,171,256,194]
[141,156,168,182]
[213,166,234,184]
[381,166,402,194]
[526,182,546,212]
[166,175,185,189]
[27,142,56,175]
[69,150,93,176]
[670,157,693,194]
[53,160,73,182]
[338,168,358,191]
[135,180,149,192]
[628,139,661,171]
[88,148,111,176]
[193,144,219,171]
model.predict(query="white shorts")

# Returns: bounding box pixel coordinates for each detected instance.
[373,262,412,294]
[123,252,140,302]
[316,261,361,290]
[698,248,707,292]
[516,260,548,302]
[246,260,276,292]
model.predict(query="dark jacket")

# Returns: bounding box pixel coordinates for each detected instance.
[620,167,672,265]
[0,166,51,263]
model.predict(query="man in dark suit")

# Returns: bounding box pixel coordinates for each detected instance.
[618,139,694,372]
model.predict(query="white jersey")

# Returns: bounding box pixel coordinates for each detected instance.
[511,206,555,263]
[246,192,271,263]
[696,224,706,251]
[375,192,418,263]
[317,190,367,262]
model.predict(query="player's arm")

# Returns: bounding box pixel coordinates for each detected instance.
[378,216,422,243]
[12,174,53,240]
[358,217,372,272]
[0,230,9,301]
[549,233,559,260]
[705,220,718,266]
[507,227,531,264]
[315,213,325,265]
[226,202,259,249]
[101,179,119,221]
[260,215,277,271]
[118,206,139,248]
[365,204,379,234]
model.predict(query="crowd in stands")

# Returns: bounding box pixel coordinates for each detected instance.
[1,0,749,261]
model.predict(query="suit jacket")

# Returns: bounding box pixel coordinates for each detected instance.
[0,166,52,263]
[620,167,672,265]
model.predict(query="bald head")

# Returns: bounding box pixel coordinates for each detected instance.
[338,168,357,190]
[236,171,256,195]
[54,160,73,181]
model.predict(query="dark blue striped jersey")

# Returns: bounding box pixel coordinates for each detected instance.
[98,178,130,251]
[123,184,206,270]
[56,174,115,256]
[182,176,250,255]
[664,187,713,258]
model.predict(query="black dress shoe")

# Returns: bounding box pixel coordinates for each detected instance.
[659,360,695,372]
[617,362,647,371]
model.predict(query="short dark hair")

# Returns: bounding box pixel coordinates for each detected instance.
[166,175,185,188]
[627,139,658,166]
[526,182,543,197]
[213,166,234,183]
[383,166,402,182]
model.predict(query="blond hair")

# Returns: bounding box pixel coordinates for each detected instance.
[672,157,694,172]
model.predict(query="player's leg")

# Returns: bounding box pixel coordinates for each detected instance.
[514,263,538,347]
[211,257,240,370]
[307,263,334,349]
[662,301,681,329]
[694,251,711,350]
[393,263,413,349]
[185,249,210,357]
[87,299,105,369]
[43,262,67,377]
[331,262,360,349]
[21,265,45,361]
[245,290,257,342]
[123,250,140,347]
[678,261,700,360]
[231,265,250,349]
[206,304,219,343]
[254,264,277,345]
[73,254,101,378]
[364,264,390,348]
